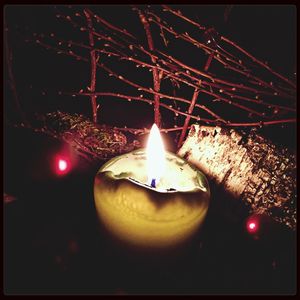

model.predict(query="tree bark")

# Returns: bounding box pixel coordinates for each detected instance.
[178,125,296,230]
[13,111,140,162]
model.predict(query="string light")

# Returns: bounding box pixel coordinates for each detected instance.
[55,156,71,176]
[246,215,260,235]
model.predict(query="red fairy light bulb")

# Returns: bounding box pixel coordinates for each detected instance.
[246,215,260,235]
[55,156,71,175]
[59,159,67,171]
[247,221,258,233]
[246,213,275,240]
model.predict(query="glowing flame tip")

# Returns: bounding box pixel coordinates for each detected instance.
[146,124,165,187]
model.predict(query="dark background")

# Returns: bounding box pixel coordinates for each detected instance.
[4,5,297,295]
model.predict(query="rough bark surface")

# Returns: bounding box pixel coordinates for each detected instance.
[15,111,140,161]
[178,125,296,230]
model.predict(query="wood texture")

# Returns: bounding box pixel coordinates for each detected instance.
[17,111,140,161]
[178,125,296,230]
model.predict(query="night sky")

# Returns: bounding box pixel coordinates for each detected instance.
[4,5,296,295]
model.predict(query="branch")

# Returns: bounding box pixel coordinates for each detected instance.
[84,9,98,123]
[161,5,206,30]
[178,87,200,147]
[12,111,141,161]
[86,8,136,40]
[4,22,28,125]
[114,126,191,135]
[94,47,292,120]
[162,5,296,89]
[178,50,215,148]
[39,31,294,117]
[66,92,296,127]
[65,91,218,124]
[54,8,295,102]
[135,7,162,128]
[31,6,296,132]
[34,36,294,124]
[221,36,296,89]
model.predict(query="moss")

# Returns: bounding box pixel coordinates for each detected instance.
[31,111,141,160]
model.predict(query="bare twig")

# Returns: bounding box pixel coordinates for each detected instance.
[178,49,215,148]
[86,8,136,40]
[65,91,218,124]
[84,9,98,123]
[4,21,28,125]
[162,5,295,89]
[135,7,162,128]
[30,5,295,132]
[34,36,295,127]
[178,87,200,147]
[221,36,296,89]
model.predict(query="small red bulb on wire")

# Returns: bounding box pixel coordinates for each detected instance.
[247,220,258,233]
[58,159,67,171]
[55,156,71,176]
[246,215,260,236]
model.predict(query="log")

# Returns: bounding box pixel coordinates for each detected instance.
[13,111,141,161]
[178,125,296,230]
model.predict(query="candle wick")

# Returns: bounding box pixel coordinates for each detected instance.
[151,179,156,188]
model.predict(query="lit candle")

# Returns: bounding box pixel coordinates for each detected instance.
[94,124,210,249]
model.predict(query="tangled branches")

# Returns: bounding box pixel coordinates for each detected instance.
[27,5,296,145]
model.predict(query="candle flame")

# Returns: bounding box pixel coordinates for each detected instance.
[146,124,165,187]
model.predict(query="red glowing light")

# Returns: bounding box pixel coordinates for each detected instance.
[249,222,256,230]
[247,218,259,234]
[55,156,71,175]
[58,159,67,171]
